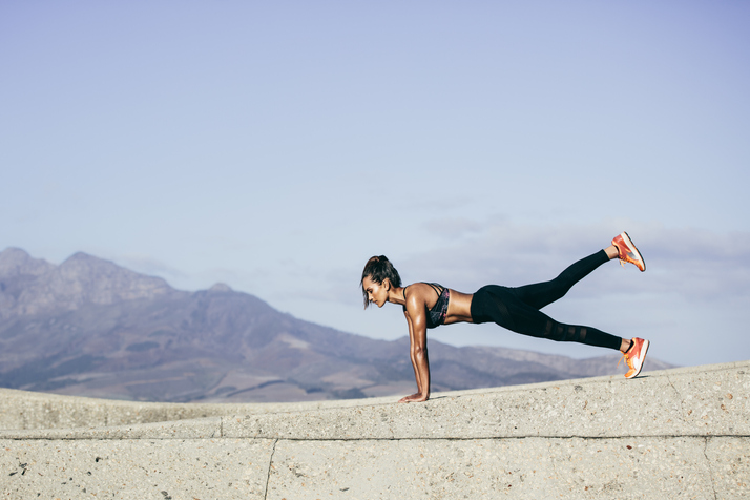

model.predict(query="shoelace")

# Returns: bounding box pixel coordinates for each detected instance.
[617,351,631,369]
[614,243,627,267]
[618,342,635,368]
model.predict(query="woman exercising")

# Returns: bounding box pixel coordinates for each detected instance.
[360,232,650,403]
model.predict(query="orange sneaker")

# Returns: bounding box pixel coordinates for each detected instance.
[611,232,646,272]
[618,337,650,379]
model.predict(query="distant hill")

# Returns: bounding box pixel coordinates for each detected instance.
[0,248,675,402]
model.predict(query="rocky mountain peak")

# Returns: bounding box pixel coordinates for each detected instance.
[208,283,233,293]
[0,248,55,278]
[42,252,173,309]
[0,249,175,318]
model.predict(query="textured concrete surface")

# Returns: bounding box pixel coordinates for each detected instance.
[225,360,750,440]
[2,439,275,499]
[0,387,400,431]
[266,437,747,500]
[2,361,748,499]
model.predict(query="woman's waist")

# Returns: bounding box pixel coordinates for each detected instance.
[441,289,474,324]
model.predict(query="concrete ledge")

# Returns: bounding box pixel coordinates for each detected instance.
[0,417,223,440]
[2,361,749,499]
[228,360,749,440]
[4,361,747,439]
[0,387,401,431]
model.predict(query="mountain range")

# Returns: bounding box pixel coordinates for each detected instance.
[0,247,675,402]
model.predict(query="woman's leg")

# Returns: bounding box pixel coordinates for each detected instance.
[470,234,650,376]
[505,289,623,350]
[513,250,610,310]
[472,285,623,351]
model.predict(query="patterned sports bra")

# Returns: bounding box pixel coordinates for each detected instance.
[402,283,450,329]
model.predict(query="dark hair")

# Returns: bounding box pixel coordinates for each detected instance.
[360,255,402,309]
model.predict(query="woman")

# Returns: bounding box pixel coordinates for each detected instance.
[360,232,650,403]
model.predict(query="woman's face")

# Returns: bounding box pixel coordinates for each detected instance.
[362,275,389,308]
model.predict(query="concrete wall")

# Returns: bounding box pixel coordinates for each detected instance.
[2,361,748,499]
[0,387,400,431]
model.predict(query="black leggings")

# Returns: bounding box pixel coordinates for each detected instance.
[470,250,622,351]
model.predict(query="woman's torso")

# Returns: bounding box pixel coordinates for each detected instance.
[403,283,474,327]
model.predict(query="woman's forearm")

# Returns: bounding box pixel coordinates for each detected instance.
[410,348,422,394]
[414,346,430,399]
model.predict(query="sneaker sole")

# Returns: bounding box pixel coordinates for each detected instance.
[621,232,646,272]
[625,339,649,379]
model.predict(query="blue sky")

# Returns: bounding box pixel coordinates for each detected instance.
[2,1,748,367]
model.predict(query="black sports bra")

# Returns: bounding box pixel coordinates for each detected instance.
[402,283,450,329]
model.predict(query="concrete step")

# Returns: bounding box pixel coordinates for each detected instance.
[2,361,748,499]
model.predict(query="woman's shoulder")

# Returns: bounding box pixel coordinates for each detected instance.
[404,282,443,294]
[403,283,445,306]
[407,282,446,289]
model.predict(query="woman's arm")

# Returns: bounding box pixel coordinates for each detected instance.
[399,291,431,403]
[404,311,421,394]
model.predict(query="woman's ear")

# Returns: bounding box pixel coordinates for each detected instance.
[382,278,391,291]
